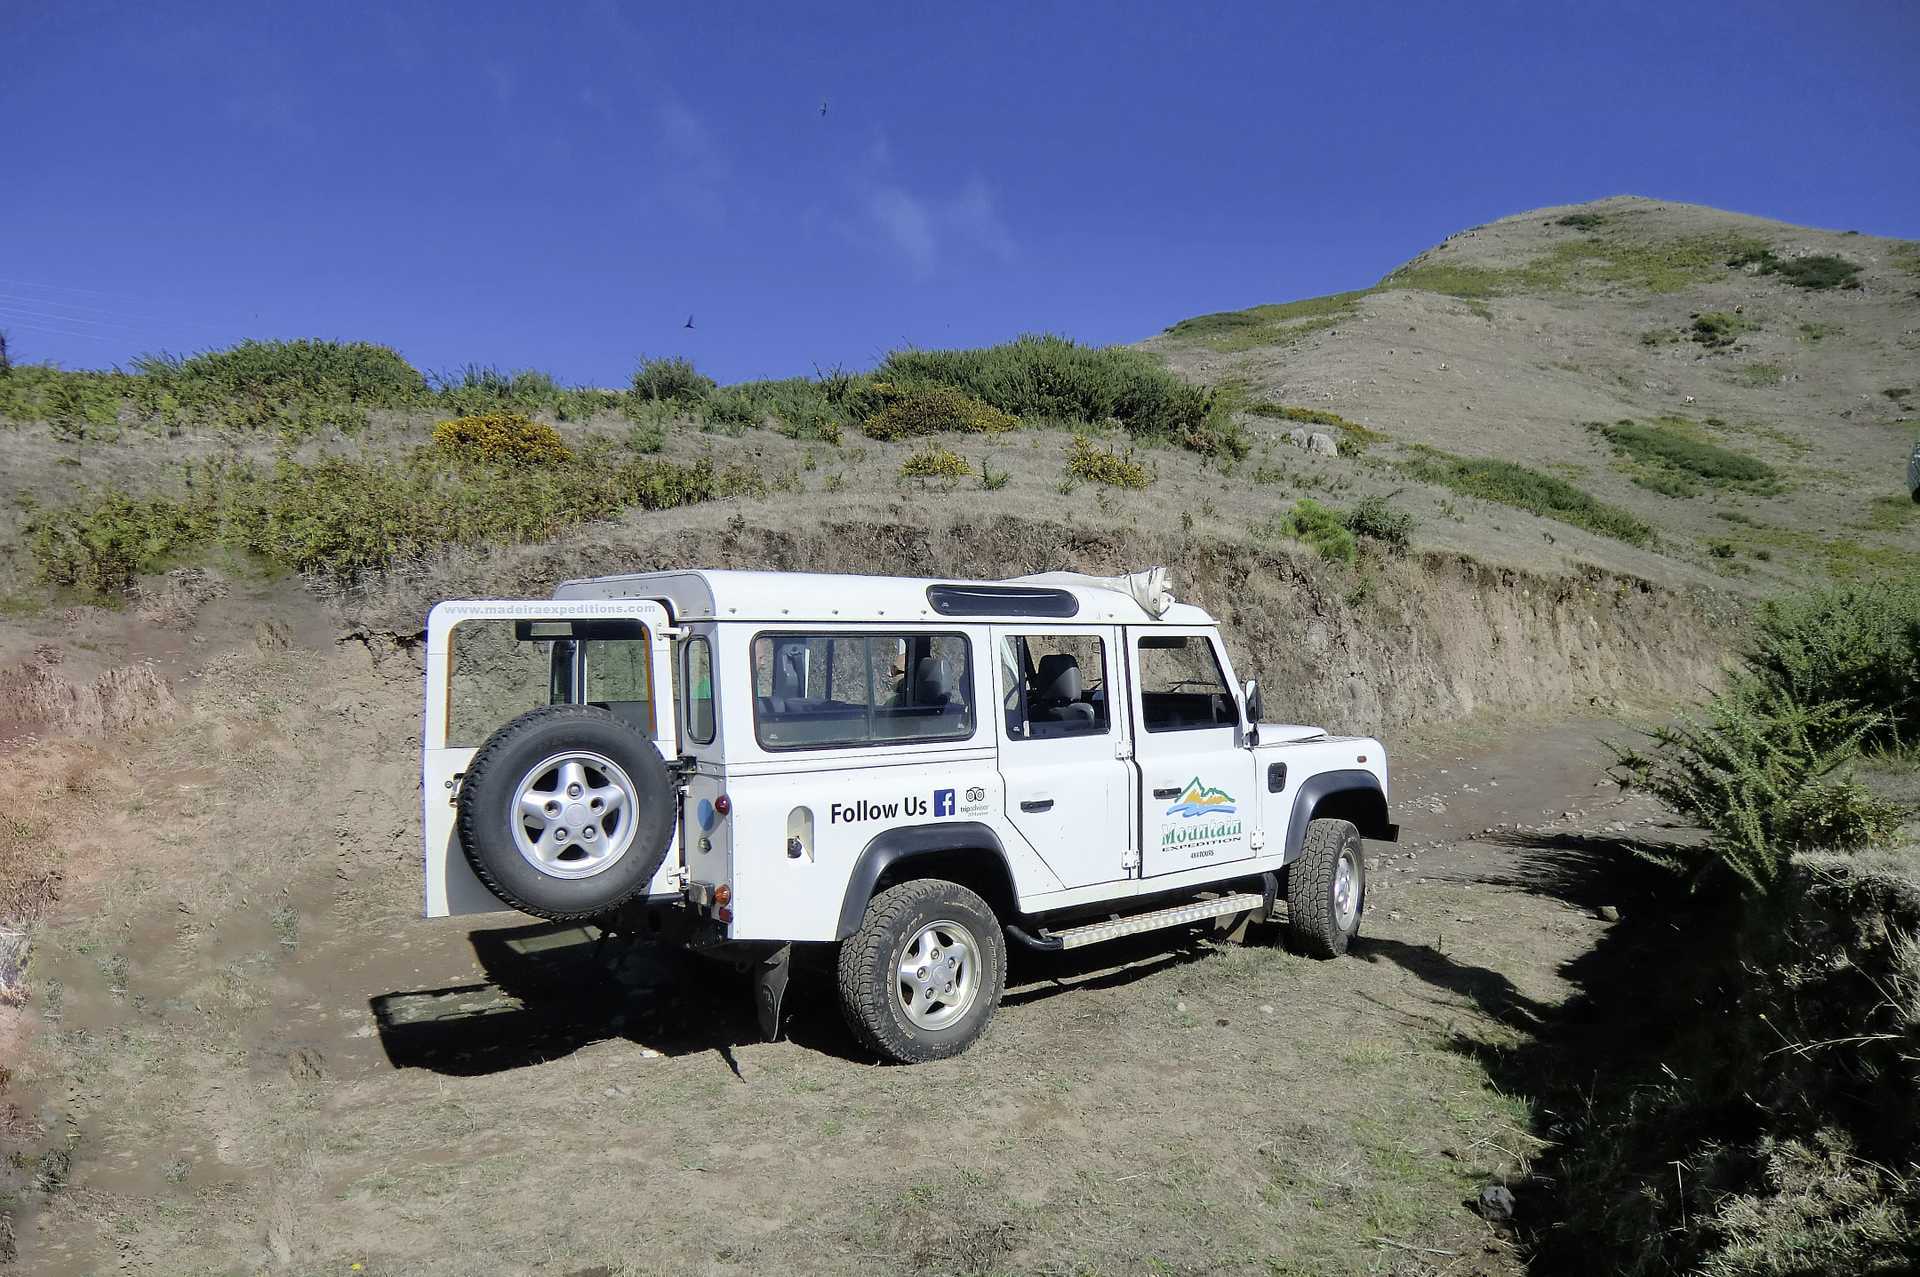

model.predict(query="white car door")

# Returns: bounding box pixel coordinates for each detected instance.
[1128,629,1257,878]
[422,599,679,917]
[991,626,1135,889]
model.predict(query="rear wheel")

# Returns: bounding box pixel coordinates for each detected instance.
[1285,817,1366,958]
[836,879,1006,1063]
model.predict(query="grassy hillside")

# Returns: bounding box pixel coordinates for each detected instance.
[1146,195,1920,590]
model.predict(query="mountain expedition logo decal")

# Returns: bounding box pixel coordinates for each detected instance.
[1162,776,1242,859]
[1166,777,1236,819]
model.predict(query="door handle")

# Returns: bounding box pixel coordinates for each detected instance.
[1020,799,1054,813]
[1152,786,1181,800]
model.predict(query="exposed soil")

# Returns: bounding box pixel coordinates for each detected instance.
[3,631,1676,1276]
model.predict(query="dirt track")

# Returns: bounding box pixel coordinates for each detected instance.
[9,702,1672,1276]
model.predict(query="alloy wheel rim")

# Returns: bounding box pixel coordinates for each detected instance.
[896,919,980,1030]
[509,751,640,879]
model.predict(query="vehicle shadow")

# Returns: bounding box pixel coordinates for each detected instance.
[372,919,1237,1075]
[369,922,865,1073]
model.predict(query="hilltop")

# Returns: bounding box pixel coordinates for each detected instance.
[1147,195,1920,588]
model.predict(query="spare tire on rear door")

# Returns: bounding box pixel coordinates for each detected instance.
[456,704,676,920]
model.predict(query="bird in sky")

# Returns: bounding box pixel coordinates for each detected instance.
[819,99,828,117]
[684,314,695,329]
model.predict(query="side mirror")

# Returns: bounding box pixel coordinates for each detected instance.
[1243,678,1263,726]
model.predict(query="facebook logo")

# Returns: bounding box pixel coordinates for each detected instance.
[934,789,957,817]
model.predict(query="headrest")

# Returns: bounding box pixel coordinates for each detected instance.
[914,656,955,702]
[1034,653,1082,703]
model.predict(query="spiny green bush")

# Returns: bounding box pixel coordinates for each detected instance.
[630,355,715,404]
[1555,211,1607,230]
[1746,580,1920,747]
[877,334,1239,456]
[897,445,972,482]
[431,365,621,422]
[1593,420,1781,493]
[1609,691,1900,897]
[1400,448,1655,545]
[430,412,572,466]
[863,382,1017,441]
[1344,494,1414,551]
[1062,436,1151,489]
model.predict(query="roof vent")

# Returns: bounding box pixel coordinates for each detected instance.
[925,584,1080,618]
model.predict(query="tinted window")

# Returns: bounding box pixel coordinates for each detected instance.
[752,633,973,750]
[1137,634,1235,732]
[1002,634,1110,739]
[685,637,715,745]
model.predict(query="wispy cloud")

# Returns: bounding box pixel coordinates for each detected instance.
[655,94,727,222]
[860,176,1015,280]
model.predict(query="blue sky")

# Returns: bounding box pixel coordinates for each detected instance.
[4,1,1917,386]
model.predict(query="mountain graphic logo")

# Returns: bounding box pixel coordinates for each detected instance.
[1166,777,1236,819]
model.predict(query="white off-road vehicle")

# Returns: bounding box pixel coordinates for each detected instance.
[421,568,1396,1062]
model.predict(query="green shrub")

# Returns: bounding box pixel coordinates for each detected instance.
[877,334,1239,456]
[897,445,972,483]
[133,339,425,405]
[432,365,620,422]
[1400,449,1655,545]
[1745,580,1920,747]
[1689,311,1750,348]
[863,382,1017,441]
[1063,436,1151,489]
[1595,420,1780,493]
[1609,690,1900,897]
[1270,498,1356,563]
[1160,290,1369,354]
[430,412,572,466]
[1728,247,1862,290]
[630,355,715,404]
[1344,495,1413,550]
[26,444,761,590]
[1555,212,1607,230]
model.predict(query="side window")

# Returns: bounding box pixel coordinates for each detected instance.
[751,632,974,749]
[1002,634,1110,739]
[1137,634,1235,732]
[684,637,715,745]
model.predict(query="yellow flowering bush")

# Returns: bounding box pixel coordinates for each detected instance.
[431,411,571,466]
[863,381,1016,441]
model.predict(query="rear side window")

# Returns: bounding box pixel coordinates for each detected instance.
[1137,634,1235,732]
[752,632,974,750]
[684,637,715,745]
[1001,634,1110,739]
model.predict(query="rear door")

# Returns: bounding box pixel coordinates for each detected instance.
[1128,629,1257,877]
[423,599,678,917]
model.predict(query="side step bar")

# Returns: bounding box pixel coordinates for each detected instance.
[1010,891,1267,952]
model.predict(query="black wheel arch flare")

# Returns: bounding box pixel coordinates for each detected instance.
[835,822,1018,940]
[1283,769,1398,859]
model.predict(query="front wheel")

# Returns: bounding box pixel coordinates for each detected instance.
[836,879,1006,1063]
[1285,818,1366,958]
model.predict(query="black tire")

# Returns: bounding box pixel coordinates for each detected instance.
[836,879,1006,1064]
[456,704,676,921]
[1285,817,1366,958]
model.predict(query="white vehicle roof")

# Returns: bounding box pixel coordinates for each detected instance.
[552,568,1216,627]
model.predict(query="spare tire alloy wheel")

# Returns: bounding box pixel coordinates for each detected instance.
[457,705,675,920]
[512,751,638,879]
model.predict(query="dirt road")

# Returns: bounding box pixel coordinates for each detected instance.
[10,710,1669,1276]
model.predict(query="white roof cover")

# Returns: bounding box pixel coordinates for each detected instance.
[1010,567,1174,619]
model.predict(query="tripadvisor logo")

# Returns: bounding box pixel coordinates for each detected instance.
[1162,777,1241,849]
